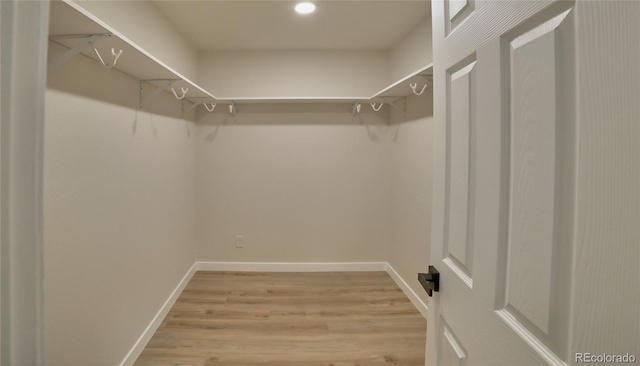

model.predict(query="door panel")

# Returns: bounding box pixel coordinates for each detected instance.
[445,0,474,37]
[507,24,559,336]
[438,317,467,366]
[444,57,477,285]
[497,8,575,359]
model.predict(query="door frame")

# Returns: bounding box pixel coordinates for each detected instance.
[0,0,49,364]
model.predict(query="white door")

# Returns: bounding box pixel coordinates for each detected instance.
[426,0,640,365]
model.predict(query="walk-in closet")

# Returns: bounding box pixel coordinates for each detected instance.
[44,1,434,364]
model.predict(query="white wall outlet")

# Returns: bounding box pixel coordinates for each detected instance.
[235,235,244,248]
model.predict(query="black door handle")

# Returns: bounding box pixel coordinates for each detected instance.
[418,265,439,297]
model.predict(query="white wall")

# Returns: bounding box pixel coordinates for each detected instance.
[198,51,389,98]
[195,104,393,263]
[75,0,199,81]
[44,43,197,365]
[195,25,432,99]
[193,95,434,306]
[389,20,433,83]
[388,90,434,306]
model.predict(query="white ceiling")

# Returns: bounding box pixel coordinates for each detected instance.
[151,1,431,51]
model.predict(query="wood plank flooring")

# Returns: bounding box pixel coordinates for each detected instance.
[134,271,426,366]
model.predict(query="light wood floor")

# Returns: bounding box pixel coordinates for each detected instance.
[134,271,427,366]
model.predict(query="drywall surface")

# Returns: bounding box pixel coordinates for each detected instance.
[196,104,393,263]
[389,20,433,83]
[388,90,434,306]
[44,43,197,365]
[198,51,389,98]
[75,0,199,81]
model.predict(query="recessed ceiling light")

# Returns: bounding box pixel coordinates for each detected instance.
[295,2,316,15]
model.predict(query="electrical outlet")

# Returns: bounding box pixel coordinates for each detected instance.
[235,235,244,248]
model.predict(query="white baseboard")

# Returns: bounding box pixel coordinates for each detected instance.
[119,262,197,366]
[385,263,429,319]
[195,261,388,272]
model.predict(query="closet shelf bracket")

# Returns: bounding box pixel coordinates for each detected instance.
[370,102,384,112]
[229,101,237,122]
[140,79,189,110]
[351,102,362,122]
[409,74,433,96]
[185,98,217,114]
[48,33,122,71]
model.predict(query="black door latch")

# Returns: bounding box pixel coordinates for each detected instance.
[418,265,439,297]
